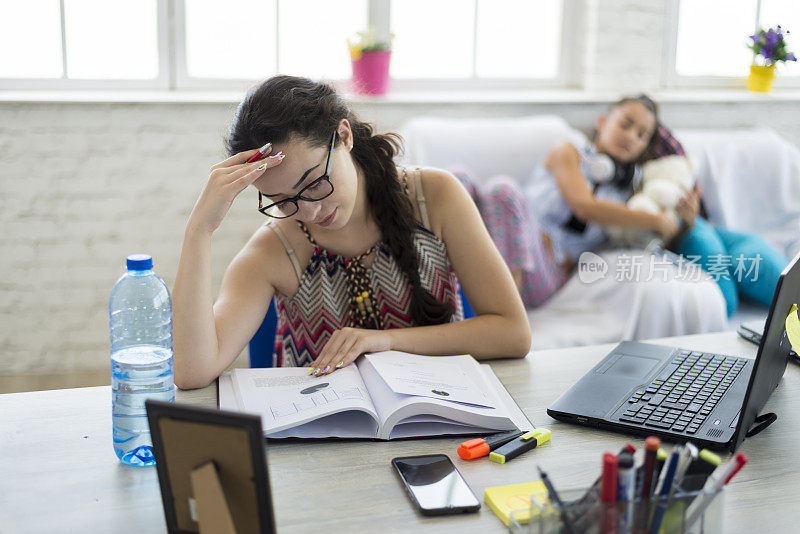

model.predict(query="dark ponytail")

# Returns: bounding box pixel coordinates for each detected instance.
[349,122,454,326]
[226,75,453,326]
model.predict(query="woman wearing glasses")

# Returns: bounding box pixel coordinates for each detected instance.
[172,76,531,390]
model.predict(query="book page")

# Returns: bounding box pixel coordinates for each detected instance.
[218,372,236,410]
[363,351,496,408]
[266,411,379,439]
[229,366,379,435]
[356,356,519,439]
[476,364,534,432]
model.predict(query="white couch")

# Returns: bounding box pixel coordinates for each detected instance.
[400,115,800,349]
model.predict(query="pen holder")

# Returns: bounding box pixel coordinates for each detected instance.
[508,478,724,534]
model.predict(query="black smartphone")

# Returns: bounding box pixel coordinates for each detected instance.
[391,454,481,516]
[738,318,800,364]
[737,319,766,345]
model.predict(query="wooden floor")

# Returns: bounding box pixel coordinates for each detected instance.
[0,352,250,393]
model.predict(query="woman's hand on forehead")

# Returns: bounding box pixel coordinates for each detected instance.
[188,146,285,234]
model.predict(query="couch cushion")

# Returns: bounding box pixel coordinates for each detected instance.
[399,115,587,185]
[677,127,800,259]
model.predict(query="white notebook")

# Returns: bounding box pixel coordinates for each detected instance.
[218,351,532,439]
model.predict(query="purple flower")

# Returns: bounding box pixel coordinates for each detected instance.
[748,26,795,63]
[765,30,779,47]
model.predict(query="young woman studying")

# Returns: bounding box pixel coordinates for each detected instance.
[172,76,531,390]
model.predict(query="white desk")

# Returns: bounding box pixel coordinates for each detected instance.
[1,332,796,533]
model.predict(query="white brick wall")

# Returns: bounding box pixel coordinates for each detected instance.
[3,0,800,375]
[584,0,668,91]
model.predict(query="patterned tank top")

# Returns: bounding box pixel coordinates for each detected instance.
[268,168,464,368]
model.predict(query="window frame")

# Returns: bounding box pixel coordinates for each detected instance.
[367,0,580,91]
[0,0,576,92]
[663,0,800,88]
[0,0,170,90]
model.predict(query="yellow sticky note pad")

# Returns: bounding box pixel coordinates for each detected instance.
[484,480,549,526]
[786,304,800,353]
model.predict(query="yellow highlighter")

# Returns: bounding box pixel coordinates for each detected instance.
[489,428,551,464]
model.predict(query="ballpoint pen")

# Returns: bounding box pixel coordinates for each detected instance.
[618,451,635,529]
[649,450,679,534]
[246,141,273,163]
[538,464,577,534]
[671,442,698,492]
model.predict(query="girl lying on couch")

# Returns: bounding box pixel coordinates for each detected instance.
[458,95,786,323]
[527,95,787,317]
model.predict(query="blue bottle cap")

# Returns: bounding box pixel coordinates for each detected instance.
[126,254,153,271]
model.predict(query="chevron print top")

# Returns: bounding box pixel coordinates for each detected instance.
[269,169,464,368]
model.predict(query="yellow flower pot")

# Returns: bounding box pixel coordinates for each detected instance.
[748,64,776,92]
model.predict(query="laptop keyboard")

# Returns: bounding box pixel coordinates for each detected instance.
[618,350,747,434]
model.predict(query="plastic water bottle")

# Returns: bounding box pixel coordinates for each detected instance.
[109,254,174,466]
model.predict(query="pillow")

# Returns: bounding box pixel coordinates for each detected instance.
[643,124,687,162]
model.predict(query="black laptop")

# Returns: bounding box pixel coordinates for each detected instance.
[548,251,800,451]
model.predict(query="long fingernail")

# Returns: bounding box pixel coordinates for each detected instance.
[307,367,314,375]
[322,366,330,373]
[313,368,320,375]
[335,361,344,368]
[257,162,269,170]
[268,151,284,160]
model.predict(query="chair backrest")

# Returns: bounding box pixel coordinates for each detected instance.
[247,287,476,368]
[248,300,278,368]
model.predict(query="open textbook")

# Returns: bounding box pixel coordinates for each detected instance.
[218,351,532,439]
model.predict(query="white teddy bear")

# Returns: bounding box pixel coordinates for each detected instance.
[610,155,695,247]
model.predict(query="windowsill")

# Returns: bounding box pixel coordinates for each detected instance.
[3,87,800,104]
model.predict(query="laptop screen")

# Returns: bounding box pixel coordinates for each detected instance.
[733,251,800,450]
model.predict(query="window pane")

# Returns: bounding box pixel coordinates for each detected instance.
[675,0,757,76]
[760,0,800,76]
[64,0,158,79]
[391,0,475,78]
[186,0,276,79]
[475,0,561,78]
[279,0,366,79]
[0,1,62,78]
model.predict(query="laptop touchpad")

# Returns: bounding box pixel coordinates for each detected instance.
[597,353,660,379]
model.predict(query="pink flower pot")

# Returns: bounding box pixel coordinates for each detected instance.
[351,50,391,95]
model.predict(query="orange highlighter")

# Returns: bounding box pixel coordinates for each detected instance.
[457,430,524,460]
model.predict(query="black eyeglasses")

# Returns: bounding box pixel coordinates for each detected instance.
[258,131,337,219]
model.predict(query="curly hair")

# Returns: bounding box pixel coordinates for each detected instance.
[226,75,453,326]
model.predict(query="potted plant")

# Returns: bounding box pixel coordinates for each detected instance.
[347,29,392,96]
[747,26,797,92]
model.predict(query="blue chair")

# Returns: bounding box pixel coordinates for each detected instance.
[248,286,476,368]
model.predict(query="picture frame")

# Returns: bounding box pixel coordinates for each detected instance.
[145,400,276,534]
